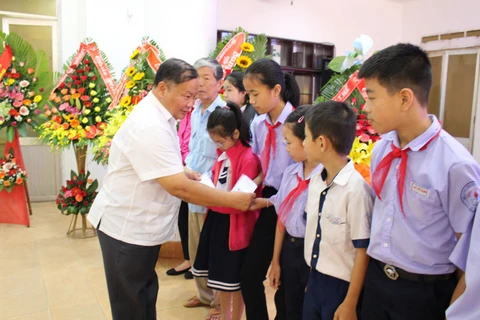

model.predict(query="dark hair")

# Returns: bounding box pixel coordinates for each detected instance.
[285,105,311,140]
[245,58,300,107]
[207,101,251,147]
[305,101,356,155]
[358,43,432,105]
[226,71,258,125]
[154,58,198,86]
[193,58,224,81]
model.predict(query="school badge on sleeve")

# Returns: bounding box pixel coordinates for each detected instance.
[461,181,480,211]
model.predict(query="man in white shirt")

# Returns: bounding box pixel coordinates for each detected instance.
[88,58,254,320]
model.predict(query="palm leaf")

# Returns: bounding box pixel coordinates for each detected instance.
[250,34,269,61]
[143,36,167,61]
[6,32,37,70]
[31,50,52,92]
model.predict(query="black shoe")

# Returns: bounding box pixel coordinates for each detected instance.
[166,267,191,276]
[184,271,193,279]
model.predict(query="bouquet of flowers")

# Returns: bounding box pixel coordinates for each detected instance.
[0,32,51,142]
[0,149,28,193]
[38,39,116,150]
[92,38,166,165]
[56,170,98,215]
[209,27,270,72]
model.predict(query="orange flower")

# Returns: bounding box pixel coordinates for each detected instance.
[0,172,5,179]
[52,123,60,130]
[4,180,11,187]
[61,88,68,95]
[70,119,80,128]
[23,99,32,106]
[54,97,61,104]
[62,94,71,101]
[75,194,83,202]
[72,93,81,99]
[354,162,371,185]
[15,177,23,185]
[62,123,70,130]
[70,88,77,95]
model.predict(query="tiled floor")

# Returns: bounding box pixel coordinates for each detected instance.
[0,202,276,319]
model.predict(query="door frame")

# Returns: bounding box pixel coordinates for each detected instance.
[428,48,480,152]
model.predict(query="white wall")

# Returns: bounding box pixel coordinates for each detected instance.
[217,0,403,55]
[401,0,480,44]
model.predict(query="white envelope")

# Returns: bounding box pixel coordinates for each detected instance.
[199,173,215,188]
[231,174,257,193]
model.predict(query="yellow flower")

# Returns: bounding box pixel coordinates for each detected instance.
[106,97,112,103]
[84,109,91,115]
[241,42,255,52]
[33,95,42,103]
[65,114,74,122]
[5,78,15,86]
[89,83,95,89]
[236,56,253,69]
[349,137,375,165]
[130,49,140,60]
[93,98,100,103]
[82,118,89,124]
[133,72,145,81]
[95,116,102,123]
[120,95,132,107]
[126,81,136,89]
[126,67,136,77]
[94,107,101,112]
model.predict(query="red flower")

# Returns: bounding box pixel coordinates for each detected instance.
[84,101,92,107]
[9,109,19,116]
[80,76,88,81]
[77,69,85,74]
[12,73,21,79]
[78,87,86,94]
[59,82,65,89]
[71,75,79,80]
[80,95,90,101]
[92,76,97,81]
[85,125,98,139]
[84,59,90,64]
[74,80,82,86]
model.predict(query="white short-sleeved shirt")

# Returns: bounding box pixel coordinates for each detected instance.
[215,152,232,192]
[88,92,184,246]
[304,161,373,282]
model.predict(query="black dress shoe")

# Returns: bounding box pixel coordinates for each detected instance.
[184,271,193,279]
[166,267,191,276]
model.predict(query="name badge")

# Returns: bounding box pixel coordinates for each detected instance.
[410,181,429,198]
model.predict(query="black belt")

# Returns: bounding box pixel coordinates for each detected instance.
[373,259,455,283]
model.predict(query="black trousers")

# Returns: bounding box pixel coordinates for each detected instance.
[98,230,161,320]
[178,200,189,260]
[282,233,310,320]
[241,186,285,320]
[361,259,457,320]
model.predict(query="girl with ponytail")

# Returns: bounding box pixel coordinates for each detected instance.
[241,58,301,320]
[192,101,262,320]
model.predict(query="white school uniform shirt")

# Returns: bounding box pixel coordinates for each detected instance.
[216,152,232,192]
[88,92,184,246]
[304,161,373,282]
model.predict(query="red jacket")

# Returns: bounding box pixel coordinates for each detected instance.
[208,141,262,251]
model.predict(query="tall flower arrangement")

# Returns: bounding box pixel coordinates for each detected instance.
[38,39,116,157]
[0,149,28,193]
[209,27,270,72]
[316,35,378,183]
[92,38,166,165]
[0,32,51,142]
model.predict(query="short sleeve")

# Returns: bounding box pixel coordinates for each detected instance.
[347,179,374,248]
[443,162,480,233]
[251,118,261,156]
[124,125,184,182]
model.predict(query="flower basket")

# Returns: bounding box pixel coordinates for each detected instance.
[56,170,98,238]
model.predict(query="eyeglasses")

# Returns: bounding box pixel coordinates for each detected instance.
[213,137,231,148]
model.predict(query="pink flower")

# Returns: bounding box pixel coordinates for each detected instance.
[14,93,24,101]
[35,109,41,115]
[13,100,23,108]
[19,106,29,116]
[19,62,25,67]
[2,163,13,171]
[11,121,17,127]
[0,115,4,123]
[59,103,70,111]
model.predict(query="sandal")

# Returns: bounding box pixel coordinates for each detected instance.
[205,310,221,320]
[183,295,210,308]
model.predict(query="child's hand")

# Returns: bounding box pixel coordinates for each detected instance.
[334,301,357,320]
[184,167,201,181]
[268,261,281,289]
[248,198,267,211]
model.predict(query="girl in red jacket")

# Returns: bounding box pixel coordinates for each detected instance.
[192,101,262,320]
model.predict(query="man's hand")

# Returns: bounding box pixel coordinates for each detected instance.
[268,261,281,289]
[229,192,255,211]
[184,167,201,181]
[248,198,268,211]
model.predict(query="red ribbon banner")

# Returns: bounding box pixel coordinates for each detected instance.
[0,129,29,227]
[332,70,368,102]
[216,32,246,78]
[0,44,13,81]
[51,42,116,99]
